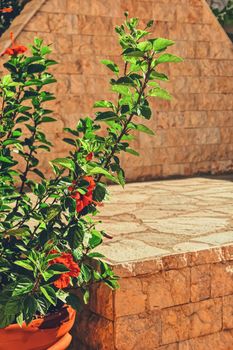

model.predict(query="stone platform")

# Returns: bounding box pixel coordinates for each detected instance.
[72,176,233,350]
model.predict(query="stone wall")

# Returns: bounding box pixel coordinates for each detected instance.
[71,244,233,349]
[0,0,233,181]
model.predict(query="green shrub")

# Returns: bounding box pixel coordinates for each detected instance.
[0,14,182,328]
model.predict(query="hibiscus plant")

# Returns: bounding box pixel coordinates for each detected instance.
[0,14,182,328]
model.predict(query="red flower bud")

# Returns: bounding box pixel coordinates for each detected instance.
[0,8,13,13]
[1,32,27,57]
[86,152,94,161]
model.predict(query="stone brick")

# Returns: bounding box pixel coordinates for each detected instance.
[68,0,121,17]
[161,298,222,344]
[223,295,233,330]
[157,344,178,350]
[194,41,210,58]
[114,278,146,317]
[77,15,114,36]
[161,305,190,344]
[189,247,226,266]
[75,310,114,350]
[211,262,233,297]
[89,283,114,320]
[176,5,204,23]
[223,245,233,261]
[120,0,155,19]
[179,329,233,350]
[191,264,211,302]
[41,0,67,13]
[115,312,161,350]
[144,268,190,309]
[24,11,50,32]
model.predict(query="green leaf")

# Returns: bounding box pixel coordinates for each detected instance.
[66,293,83,312]
[23,296,38,323]
[89,230,102,249]
[139,105,152,119]
[40,286,57,305]
[95,111,118,122]
[47,263,70,274]
[135,124,155,135]
[14,260,33,271]
[104,279,119,289]
[27,64,46,74]
[43,264,70,281]
[152,38,175,51]
[0,156,14,164]
[88,252,105,258]
[156,53,183,64]
[4,296,22,314]
[146,20,154,28]
[51,158,75,172]
[111,84,130,95]
[93,100,114,108]
[101,60,119,74]
[63,138,76,146]
[64,197,76,213]
[148,87,172,100]
[4,228,29,237]
[123,48,145,57]
[38,183,46,196]
[136,29,150,40]
[41,46,52,55]
[41,117,57,123]
[81,264,92,283]
[32,168,45,179]
[16,313,24,327]
[137,41,153,52]
[114,77,135,86]
[83,290,90,304]
[89,167,119,184]
[125,148,140,156]
[117,169,125,187]
[67,226,84,249]
[2,75,12,86]
[93,183,107,202]
[45,205,61,222]
[13,278,34,297]
[37,297,49,315]
[34,37,43,47]
[150,71,169,81]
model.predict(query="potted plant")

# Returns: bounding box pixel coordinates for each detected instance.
[0,14,182,350]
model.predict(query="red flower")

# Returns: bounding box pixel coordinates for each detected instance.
[0,7,13,13]
[49,250,80,289]
[86,152,93,161]
[68,176,98,213]
[84,176,96,194]
[1,32,27,57]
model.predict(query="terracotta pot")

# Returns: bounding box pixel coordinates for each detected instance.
[0,305,76,350]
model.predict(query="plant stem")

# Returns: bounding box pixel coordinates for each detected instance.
[96,57,153,183]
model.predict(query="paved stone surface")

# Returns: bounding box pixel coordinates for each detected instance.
[97,176,233,263]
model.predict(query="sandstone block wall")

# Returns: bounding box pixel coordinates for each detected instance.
[71,245,233,349]
[0,0,233,181]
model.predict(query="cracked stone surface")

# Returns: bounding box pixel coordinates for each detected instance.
[97,176,233,263]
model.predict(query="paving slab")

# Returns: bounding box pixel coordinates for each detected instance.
[97,176,233,263]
